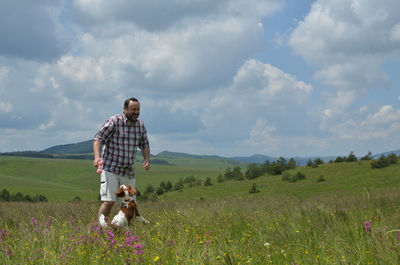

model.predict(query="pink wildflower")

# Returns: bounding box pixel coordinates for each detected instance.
[364,221,372,232]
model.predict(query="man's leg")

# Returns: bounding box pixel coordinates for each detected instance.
[98,171,118,222]
[98,201,115,218]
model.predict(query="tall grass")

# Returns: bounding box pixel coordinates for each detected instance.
[1,190,400,264]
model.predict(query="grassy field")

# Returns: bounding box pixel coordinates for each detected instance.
[1,190,400,264]
[1,157,400,264]
[0,156,224,201]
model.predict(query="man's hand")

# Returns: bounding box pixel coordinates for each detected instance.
[93,157,102,167]
[141,148,151,171]
[142,160,150,171]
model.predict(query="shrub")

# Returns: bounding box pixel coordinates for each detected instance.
[317,175,326,182]
[216,174,225,183]
[139,192,158,202]
[296,171,306,180]
[173,180,184,191]
[144,184,155,193]
[204,177,212,186]
[156,186,164,195]
[371,155,390,169]
[184,176,197,184]
[282,172,291,181]
[72,196,82,202]
[165,181,173,192]
[249,183,260,194]
[387,153,398,164]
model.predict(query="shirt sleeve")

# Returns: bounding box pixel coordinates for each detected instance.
[93,117,115,144]
[139,123,150,150]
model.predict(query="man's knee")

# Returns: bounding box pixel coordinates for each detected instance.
[102,201,115,209]
[99,201,115,216]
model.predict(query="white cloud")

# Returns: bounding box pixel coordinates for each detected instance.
[390,23,400,42]
[289,0,400,90]
[365,105,400,125]
[245,118,277,151]
[0,102,12,113]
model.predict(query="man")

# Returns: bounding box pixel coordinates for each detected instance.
[93,97,150,222]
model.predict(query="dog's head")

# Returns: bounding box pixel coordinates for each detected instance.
[115,184,136,200]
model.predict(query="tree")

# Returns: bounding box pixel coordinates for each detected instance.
[271,162,285,175]
[165,181,173,192]
[224,167,234,180]
[232,166,244,180]
[159,181,167,191]
[335,156,344,163]
[345,151,358,162]
[0,189,10,201]
[245,163,262,179]
[314,158,324,165]
[287,158,297,169]
[276,157,287,169]
[387,153,398,164]
[261,160,272,174]
[361,151,373,161]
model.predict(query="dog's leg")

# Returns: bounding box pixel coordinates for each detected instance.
[137,215,150,224]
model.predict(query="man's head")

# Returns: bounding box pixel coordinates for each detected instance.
[124,97,140,121]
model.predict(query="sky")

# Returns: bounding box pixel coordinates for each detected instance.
[0,0,400,158]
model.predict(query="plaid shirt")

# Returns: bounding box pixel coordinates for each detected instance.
[94,113,150,177]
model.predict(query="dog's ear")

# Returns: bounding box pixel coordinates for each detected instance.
[115,187,125,197]
[127,185,136,196]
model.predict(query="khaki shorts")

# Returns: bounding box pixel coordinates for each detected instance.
[99,170,136,202]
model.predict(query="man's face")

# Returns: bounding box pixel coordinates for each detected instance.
[124,101,140,121]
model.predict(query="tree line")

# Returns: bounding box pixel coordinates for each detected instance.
[0,189,48,202]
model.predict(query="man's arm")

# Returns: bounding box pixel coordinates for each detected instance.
[93,140,102,167]
[141,148,150,171]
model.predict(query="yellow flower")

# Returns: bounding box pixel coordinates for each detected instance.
[153,256,160,262]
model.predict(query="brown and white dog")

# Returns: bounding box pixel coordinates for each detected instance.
[99,184,149,229]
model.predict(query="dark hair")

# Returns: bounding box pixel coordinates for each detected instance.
[124,97,139,108]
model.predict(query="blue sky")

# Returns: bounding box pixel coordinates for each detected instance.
[0,0,399,158]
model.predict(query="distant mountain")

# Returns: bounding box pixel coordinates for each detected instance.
[229,154,277,164]
[157,151,221,159]
[373,149,400,158]
[2,139,399,166]
[41,140,93,154]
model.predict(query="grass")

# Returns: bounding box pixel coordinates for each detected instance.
[0,156,222,201]
[2,157,400,263]
[1,191,400,264]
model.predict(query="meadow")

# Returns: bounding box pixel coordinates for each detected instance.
[0,156,230,201]
[1,156,400,264]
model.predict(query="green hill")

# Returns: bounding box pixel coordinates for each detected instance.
[1,155,399,203]
[41,140,93,154]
